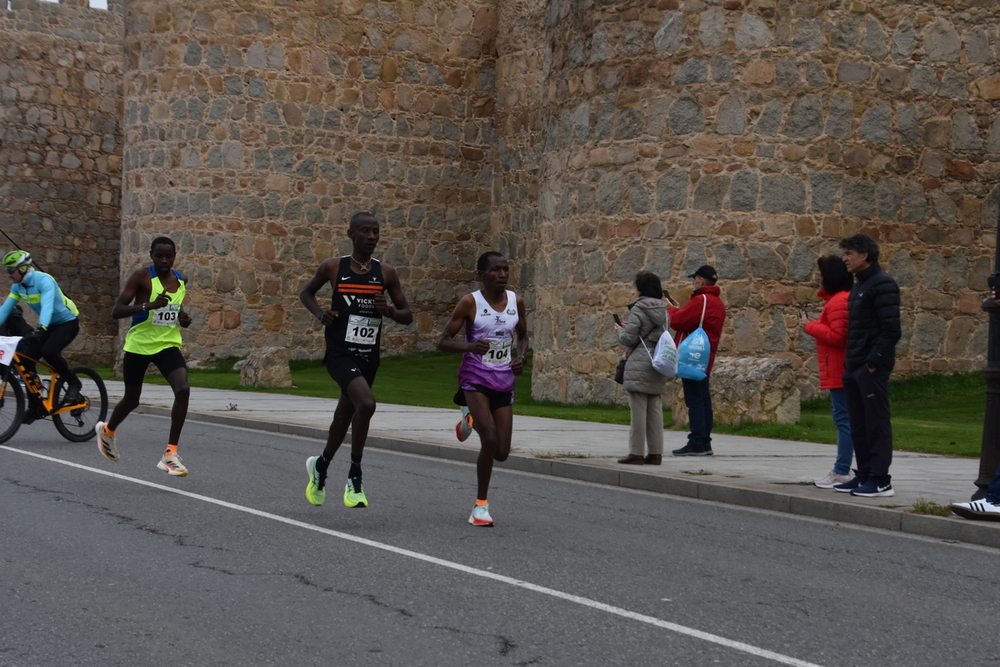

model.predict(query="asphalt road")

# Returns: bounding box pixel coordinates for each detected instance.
[2,415,996,667]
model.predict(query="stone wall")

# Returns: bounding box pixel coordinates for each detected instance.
[119,0,499,365]
[521,0,997,404]
[3,0,997,408]
[0,0,123,364]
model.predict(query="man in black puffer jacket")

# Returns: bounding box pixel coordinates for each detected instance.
[833,234,901,498]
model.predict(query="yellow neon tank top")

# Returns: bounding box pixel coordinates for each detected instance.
[123,267,186,355]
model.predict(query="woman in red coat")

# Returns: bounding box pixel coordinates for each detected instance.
[800,255,855,489]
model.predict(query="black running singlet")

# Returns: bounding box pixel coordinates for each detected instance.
[324,256,385,364]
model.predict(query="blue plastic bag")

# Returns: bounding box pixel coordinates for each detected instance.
[675,327,710,380]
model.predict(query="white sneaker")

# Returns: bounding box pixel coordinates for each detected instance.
[157,453,188,477]
[813,470,851,489]
[469,502,494,527]
[455,406,474,442]
[950,499,1000,521]
[96,421,119,462]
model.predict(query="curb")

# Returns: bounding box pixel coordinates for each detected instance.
[145,407,1000,550]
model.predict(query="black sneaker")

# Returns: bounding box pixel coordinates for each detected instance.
[851,479,894,497]
[672,444,713,456]
[833,477,865,493]
[61,385,83,408]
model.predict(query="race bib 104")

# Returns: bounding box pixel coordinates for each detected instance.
[481,339,512,367]
[345,314,380,346]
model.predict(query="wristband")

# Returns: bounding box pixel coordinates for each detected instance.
[142,302,148,312]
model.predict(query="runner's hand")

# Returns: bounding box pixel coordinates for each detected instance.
[178,311,192,328]
[373,293,392,317]
[467,340,490,355]
[511,356,526,376]
[149,292,170,310]
[319,309,338,327]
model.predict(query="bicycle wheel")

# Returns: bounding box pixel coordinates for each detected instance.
[0,366,25,444]
[53,365,108,442]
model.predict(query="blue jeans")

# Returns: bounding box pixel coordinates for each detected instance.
[829,388,854,476]
[985,463,1000,503]
[681,376,713,449]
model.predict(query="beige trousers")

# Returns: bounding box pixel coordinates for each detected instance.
[627,391,664,456]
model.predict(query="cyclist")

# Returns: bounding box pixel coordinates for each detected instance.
[96,237,192,476]
[0,250,83,420]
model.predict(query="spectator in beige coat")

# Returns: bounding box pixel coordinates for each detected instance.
[615,271,669,465]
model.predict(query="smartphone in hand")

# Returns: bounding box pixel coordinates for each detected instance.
[613,313,622,326]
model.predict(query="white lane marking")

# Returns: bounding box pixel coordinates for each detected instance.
[3,445,824,667]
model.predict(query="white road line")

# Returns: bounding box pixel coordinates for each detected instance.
[3,445,824,667]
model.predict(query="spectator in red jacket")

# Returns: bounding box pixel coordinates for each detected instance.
[800,255,854,489]
[667,265,726,456]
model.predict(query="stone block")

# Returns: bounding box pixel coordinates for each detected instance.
[239,346,293,388]
[671,358,800,426]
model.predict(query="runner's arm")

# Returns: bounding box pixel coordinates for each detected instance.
[299,259,338,326]
[376,264,413,325]
[111,268,153,320]
[437,295,489,355]
[511,295,529,376]
[177,271,192,328]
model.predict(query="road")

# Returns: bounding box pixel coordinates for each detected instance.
[1,415,995,667]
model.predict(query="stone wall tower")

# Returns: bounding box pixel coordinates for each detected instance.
[513,0,998,403]
[0,0,123,364]
[120,0,499,363]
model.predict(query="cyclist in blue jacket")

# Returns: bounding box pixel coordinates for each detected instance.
[0,250,83,415]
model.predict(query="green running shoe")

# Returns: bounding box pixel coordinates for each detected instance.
[344,477,368,508]
[305,456,326,506]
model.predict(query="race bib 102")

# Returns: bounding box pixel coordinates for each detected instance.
[345,314,380,346]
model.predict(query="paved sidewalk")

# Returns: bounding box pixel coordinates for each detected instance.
[106,382,1000,549]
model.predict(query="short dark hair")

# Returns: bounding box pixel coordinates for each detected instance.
[150,236,175,253]
[634,271,663,299]
[349,212,379,230]
[477,251,504,272]
[839,233,879,264]
[817,255,853,294]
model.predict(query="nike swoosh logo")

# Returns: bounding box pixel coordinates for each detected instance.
[340,276,351,281]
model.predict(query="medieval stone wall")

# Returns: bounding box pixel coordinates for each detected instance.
[519,0,997,403]
[119,0,498,364]
[3,0,996,406]
[0,0,122,364]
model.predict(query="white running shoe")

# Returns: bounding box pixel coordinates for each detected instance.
[950,499,1000,521]
[157,453,188,477]
[469,503,494,527]
[95,421,119,462]
[813,470,851,489]
[455,405,474,442]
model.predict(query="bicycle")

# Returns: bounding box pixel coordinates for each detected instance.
[0,349,108,444]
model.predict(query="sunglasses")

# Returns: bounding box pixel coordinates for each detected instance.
[5,268,17,275]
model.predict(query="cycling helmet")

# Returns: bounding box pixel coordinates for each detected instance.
[2,250,32,272]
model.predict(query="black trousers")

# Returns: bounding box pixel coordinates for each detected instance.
[842,364,893,483]
[16,319,81,388]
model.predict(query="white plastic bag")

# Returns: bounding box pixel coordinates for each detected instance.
[650,330,678,376]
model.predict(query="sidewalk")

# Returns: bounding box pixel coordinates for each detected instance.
[107,382,1000,549]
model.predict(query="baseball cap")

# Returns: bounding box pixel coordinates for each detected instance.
[688,265,717,281]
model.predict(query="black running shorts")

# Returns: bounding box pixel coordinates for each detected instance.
[455,383,514,413]
[122,347,187,388]
[324,352,378,393]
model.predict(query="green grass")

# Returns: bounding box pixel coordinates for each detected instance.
[714,372,986,457]
[910,500,954,517]
[91,353,988,457]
